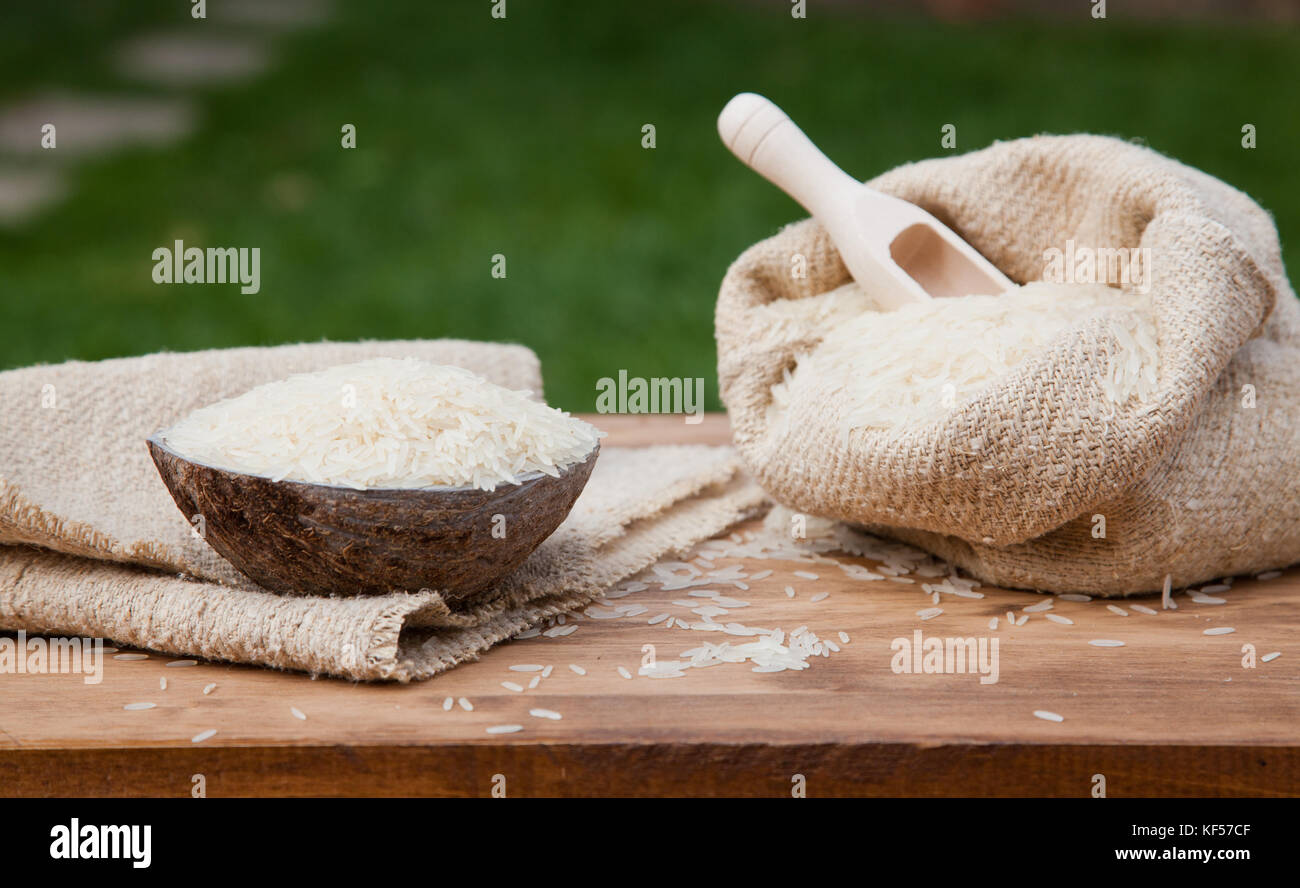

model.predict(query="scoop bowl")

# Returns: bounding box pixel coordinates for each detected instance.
[146,434,599,600]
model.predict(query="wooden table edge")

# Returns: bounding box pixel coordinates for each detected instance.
[2,739,1295,797]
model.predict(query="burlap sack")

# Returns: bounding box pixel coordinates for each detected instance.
[717,134,1299,596]
[0,341,765,679]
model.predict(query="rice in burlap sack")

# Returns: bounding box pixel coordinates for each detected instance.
[716,134,1299,596]
[0,340,764,679]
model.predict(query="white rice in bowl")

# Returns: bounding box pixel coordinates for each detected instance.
[161,357,603,491]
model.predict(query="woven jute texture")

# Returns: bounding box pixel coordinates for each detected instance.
[0,341,765,680]
[716,134,1299,596]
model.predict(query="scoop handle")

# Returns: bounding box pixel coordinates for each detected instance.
[717,92,859,220]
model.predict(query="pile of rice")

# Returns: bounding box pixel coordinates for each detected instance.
[162,357,602,490]
[766,281,1159,437]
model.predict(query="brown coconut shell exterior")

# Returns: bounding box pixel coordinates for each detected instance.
[147,437,598,600]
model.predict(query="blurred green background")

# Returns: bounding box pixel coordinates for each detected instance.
[0,0,1296,411]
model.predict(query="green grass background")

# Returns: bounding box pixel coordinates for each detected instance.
[1,0,1296,410]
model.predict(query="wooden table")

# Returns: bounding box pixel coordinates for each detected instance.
[2,415,1296,797]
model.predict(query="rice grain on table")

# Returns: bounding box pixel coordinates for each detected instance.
[1089,639,1125,647]
[509,664,544,672]
[1162,574,1176,609]
[1203,627,1236,636]
[166,659,198,667]
[457,697,473,711]
[810,592,829,603]
[692,605,729,618]
[1262,652,1281,662]
[1046,614,1074,625]
[191,729,217,743]
[1106,605,1128,616]
[918,607,943,620]
[1058,594,1091,602]
[617,667,632,679]
[159,677,167,690]
[1130,604,1158,615]
[528,675,541,689]
[568,664,586,675]
[442,696,454,710]
[486,724,523,735]
[161,357,602,491]
[1033,710,1065,723]
[794,571,819,580]
[202,683,216,695]
[501,681,524,692]
[123,702,156,711]
[529,708,562,720]
[1257,571,1282,581]
[113,653,148,661]
[290,706,307,720]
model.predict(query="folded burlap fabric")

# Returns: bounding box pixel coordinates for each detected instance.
[0,341,764,680]
[717,134,1299,596]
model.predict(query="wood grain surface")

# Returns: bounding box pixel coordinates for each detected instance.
[1,414,1296,797]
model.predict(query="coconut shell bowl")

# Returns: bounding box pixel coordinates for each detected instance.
[147,434,599,600]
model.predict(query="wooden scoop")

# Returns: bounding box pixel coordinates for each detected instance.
[718,92,1014,310]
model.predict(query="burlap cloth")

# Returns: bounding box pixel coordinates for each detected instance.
[717,134,1299,596]
[0,340,765,680]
